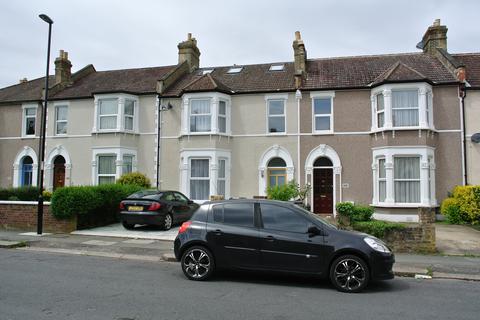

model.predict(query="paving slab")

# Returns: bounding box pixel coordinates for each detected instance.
[81,240,117,246]
[436,224,480,256]
[71,223,179,241]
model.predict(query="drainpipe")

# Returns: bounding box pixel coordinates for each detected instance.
[459,84,468,185]
[156,96,162,189]
[295,89,302,185]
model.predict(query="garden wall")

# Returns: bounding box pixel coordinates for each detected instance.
[0,201,76,233]
[383,208,436,253]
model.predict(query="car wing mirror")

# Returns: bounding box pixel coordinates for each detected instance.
[307,225,323,237]
[187,200,194,205]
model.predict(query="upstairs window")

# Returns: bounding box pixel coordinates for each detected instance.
[392,90,419,127]
[23,106,37,136]
[218,101,227,133]
[55,105,68,135]
[376,94,385,128]
[267,99,286,133]
[190,99,211,133]
[98,99,118,130]
[94,94,138,133]
[313,98,333,133]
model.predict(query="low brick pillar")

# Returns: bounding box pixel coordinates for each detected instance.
[418,207,436,224]
[0,201,76,233]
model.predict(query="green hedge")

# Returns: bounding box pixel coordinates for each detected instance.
[117,172,151,188]
[352,220,406,238]
[441,186,480,224]
[51,184,142,229]
[336,202,374,224]
[0,187,51,201]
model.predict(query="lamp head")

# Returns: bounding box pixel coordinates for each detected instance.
[39,14,53,24]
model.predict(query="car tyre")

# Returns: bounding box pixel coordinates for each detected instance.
[330,254,369,293]
[163,213,173,230]
[181,246,215,281]
[122,221,135,230]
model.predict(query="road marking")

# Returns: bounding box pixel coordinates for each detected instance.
[82,240,117,246]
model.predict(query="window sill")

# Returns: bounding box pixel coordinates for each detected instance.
[371,126,435,133]
[371,203,437,208]
[92,130,139,135]
[312,131,334,135]
[181,132,231,137]
[266,132,287,136]
[21,135,37,139]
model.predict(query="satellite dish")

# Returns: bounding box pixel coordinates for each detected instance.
[472,133,480,143]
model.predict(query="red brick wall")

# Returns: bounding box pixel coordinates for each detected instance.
[0,202,76,233]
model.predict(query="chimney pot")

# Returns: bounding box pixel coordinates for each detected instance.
[295,31,301,41]
[19,78,28,84]
[187,33,192,40]
[433,19,441,26]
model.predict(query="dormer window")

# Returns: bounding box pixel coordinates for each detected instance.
[93,94,139,133]
[371,83,433,131]
[269,64,285,71]
[181,92,231,135]
[227,67,243,74]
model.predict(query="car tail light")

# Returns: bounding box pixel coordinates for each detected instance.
[178,221,192,234]
[148,202,162,211]
[119,202,125,210]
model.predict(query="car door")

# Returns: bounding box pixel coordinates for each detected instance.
[173,192,193,222]
[161,192,181,223]
[259,203,324,273]
[206,202,260,269]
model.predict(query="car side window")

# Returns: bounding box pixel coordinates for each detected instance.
[163,192,175,201]
[174,192,188,203]
[212,205,223,223]
[260,204,308,233]
[222,203,254,228]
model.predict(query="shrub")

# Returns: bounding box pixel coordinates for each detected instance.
[336,202,374,225]
[440,186,480,224]
[353,220,406,238]
[441,197,464,224]
[51,184,143,229]
[117,172,151,188]
[0,187,40,201]
[266,180,298,201]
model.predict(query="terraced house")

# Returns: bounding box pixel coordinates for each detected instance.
[0,20,476,222]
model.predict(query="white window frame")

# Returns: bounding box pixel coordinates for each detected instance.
[377,157,386,203]
[93,94,139,133]
[22,104,38,138]
[218,100,227,134]
[393,156,421,203]
[376,94,385,128]
[181,92,231,136]
[265,94,288,135]
[122,154,134,175]
[123,99,135,132]
[54,103,69,135]
[179,149,231,202]
[371,83,433,132]
[189,98,212,133]
[372,146,436,207]
[189,158,210,200]
[91,147,137,185]
[217,158,227,197]
[310,91,335,134]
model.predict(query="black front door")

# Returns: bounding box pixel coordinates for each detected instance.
[206,202,260,268]
[259,203,323,273]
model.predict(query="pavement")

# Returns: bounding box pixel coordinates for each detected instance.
[436,223,480,256]
[1,226,480,282]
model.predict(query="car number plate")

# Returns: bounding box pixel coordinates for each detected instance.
[128,206,143,212]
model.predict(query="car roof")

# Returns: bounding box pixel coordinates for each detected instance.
[202,199,296,207]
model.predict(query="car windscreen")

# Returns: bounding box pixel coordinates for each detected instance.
[293,204,338,229]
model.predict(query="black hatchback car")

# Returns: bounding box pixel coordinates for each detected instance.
[119,190,199,230]
[174,199,394,293]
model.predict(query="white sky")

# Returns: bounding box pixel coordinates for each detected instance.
[1,0,479,88]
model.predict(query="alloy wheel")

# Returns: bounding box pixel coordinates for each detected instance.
[164,214,172,230]
[333,258,366,292]
[182,248,211,279]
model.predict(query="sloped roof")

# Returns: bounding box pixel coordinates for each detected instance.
[370,61,428,86]
[453,53,480,88]
[303,52,457,90]
[183,73,232,94]
[0,76,53,104]
[51,65,176,99]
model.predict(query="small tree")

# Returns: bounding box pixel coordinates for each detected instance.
[117,172,151,188]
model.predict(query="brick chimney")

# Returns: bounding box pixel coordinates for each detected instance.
[55,50,72,85]
[178,33,200,71]
[417,19,448,54]
[293,31,307,88]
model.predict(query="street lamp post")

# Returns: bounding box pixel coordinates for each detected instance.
[37,14,53,235]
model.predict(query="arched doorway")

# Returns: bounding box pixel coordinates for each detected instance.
[21,156,34,186]
[53,156,66,190]
[313,157,333,214]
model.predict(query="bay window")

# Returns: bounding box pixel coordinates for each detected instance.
[371,83,433,131]
[92,148,137,185]
[93,94,139,133]
[372,147,436,206]
[181,93,231,135]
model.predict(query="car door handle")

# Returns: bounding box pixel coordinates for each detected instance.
[214,229,222,235]
[265,235,275,242]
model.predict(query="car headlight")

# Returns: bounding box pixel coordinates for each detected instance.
[364,237,391,253]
